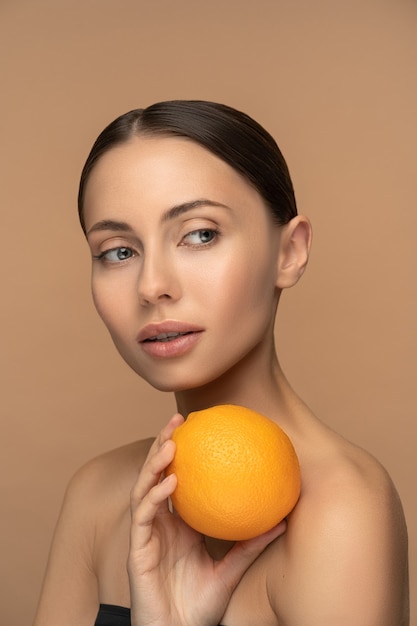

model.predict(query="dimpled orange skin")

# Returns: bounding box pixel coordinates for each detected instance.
[166,404,301,541]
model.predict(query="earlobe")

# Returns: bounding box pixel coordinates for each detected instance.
[276,216,312,289]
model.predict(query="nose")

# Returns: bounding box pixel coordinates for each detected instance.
[137,250,181,306]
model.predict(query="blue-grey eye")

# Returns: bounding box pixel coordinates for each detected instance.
[100,247,134,262]
[185,229,217,245]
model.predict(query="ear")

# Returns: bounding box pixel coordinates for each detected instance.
[275,216,312,289]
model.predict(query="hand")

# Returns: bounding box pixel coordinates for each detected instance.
[127,413,287,626]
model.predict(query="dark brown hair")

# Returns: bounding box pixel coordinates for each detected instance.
[78,100,297,233]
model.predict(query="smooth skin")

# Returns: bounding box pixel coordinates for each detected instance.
[34,136,409,625]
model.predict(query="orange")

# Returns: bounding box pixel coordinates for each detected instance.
[166,404,301,541]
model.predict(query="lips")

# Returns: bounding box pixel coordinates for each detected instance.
[137,321,204,358]
[145,331,190,343]
[137,321,204,343]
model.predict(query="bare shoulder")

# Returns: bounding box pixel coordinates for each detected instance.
[69,437,155,503]
[56,437,155,535]
[33,438,154,625]
[301,436,406,531]
[268,432,409,625]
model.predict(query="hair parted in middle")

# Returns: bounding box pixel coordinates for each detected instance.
[78,100,298,233]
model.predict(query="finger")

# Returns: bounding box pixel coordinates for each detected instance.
[131,472,178,543]
[155,413,184,449]
[130,413,183,505]
[131,438,176,508]
[143,412,184,462]
[128,473,179,575]
[216,519,287,592]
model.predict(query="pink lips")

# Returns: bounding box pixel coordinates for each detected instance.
[137,321,204,358]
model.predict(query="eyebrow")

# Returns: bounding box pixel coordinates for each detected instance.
[161,199,231,222]
[86,219,133,236]
[86,199,230,236]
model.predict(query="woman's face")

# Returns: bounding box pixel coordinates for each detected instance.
[83,135,282,392]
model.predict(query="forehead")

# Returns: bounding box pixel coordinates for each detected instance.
[82,135,263,229]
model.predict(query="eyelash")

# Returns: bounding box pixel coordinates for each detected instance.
[181,228,219,247]
[93,229,220,265]
[93,247,136,263]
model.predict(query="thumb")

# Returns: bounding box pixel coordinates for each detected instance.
[215,519,287,592]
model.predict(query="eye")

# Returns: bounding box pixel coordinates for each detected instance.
[182,229,218,246]
[95,247,135,263]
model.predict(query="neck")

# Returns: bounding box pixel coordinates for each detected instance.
[174,341,301,433]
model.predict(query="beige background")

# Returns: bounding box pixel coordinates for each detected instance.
[1,1,416,623]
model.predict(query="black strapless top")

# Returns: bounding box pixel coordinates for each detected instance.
[95,604,226,625]
[95,605,130,625]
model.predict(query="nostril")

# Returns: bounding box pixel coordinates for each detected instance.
[139,290,176,306]
[137,258,180,304]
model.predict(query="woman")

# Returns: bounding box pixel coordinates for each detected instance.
[34,101,409,625]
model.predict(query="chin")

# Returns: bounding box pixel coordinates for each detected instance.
[123,362,199,393]
[143,376,205,394]
[121,347,255,395]
[132,365,222,394]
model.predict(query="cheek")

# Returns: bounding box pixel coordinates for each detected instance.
[229,244,277,298]
[91,280,109,324]
[91,279,127,333]
[191,250,277,320]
